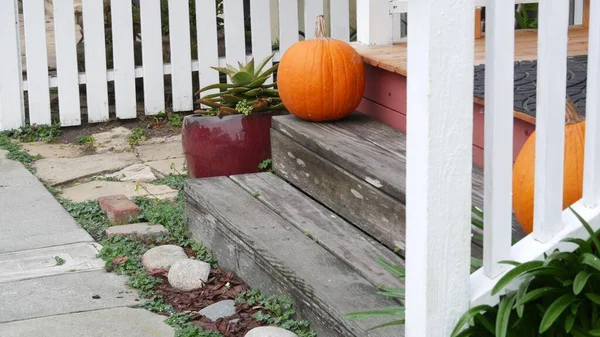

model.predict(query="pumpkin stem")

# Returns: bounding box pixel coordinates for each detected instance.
[315,15,328,38]
[565,97,584,124]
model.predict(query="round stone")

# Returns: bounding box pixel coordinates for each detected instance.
[244,326,299,337]
[167,259,211,291]
[141,245,188,271]
[199,300,236,321]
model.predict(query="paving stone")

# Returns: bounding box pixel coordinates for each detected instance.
[0,307,175,337]
[106,163,156,182]
[61,181,178,202]
[141,245,188,271]
[140,134,182,145]
[33,152,138,186]
[0,270,139,323]
[104,223,167,239]
[137,139,184,162]
[92,127,132,153]
[245,327,299,337]
[198,300,236,321]
[167,259,211,291]
[98,195,140,223]
[0,242,104,284]
[21,142,84,158]
[146,157,187,176]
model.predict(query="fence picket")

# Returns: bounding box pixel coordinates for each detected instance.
[82,0,109,123]
[195,0,219,100]
[482,0,515,278]
[139,0,165,115]
[304,0,324,39]
[533,0,571,242]
[0,0,24,130]
[54,0,81,126]
[168,0,193,112]
[583,0,600,206]
[111,0,137,119]
[330,0,350,41]
[22,0,51,126]
[278,0,299,56]
[250,0,273,83]
[223,0,246,82]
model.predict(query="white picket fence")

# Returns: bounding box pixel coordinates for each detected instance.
[377,0,600,336]
[0,0,362,131]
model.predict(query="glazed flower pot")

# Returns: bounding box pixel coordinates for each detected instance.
[182,111,287,179]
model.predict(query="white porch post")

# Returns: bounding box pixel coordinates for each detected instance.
[405,0,475,336]
[356,0,393,45]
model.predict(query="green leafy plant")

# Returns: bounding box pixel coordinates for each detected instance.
[258,158,273,173]
[76,135,96,152]
[0,134,42,173]
[127,127,147,147]
[515,4,538,29]
[0,122,61,143]
[452,207,600,337]
[195,54,285,118]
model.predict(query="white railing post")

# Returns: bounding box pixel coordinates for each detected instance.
[405,0,474,335]
[356,0,393,46]
[533,0,571,243]
[0,0,25,131]
[482,0,515,278]
[583,0,600,206]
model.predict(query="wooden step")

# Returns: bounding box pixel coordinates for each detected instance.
[270,113,526,257]
[185,173,405,337]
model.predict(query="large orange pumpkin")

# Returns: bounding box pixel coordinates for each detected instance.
[277,15,365,122]
[512,98,585,234]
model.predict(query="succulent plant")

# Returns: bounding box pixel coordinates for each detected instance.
[195,54,285,118]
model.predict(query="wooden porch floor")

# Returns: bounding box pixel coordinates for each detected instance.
[351,26,589,77]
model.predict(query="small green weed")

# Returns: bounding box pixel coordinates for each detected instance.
[174,325,223,337]
[54,256,66,266]
[153,112,184,128]
[165,313,194,330]
[258,158,273,173]
[127,270,163,297]
[75,135,96,151]
[0,134,42,172]
[59,199,112,239]
[97,235,149,274]
[0,122,61,143]
[127,127,147,147]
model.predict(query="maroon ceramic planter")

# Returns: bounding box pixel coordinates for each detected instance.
[182,111,286,179]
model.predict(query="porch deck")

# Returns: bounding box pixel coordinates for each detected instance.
[352,26,590,124]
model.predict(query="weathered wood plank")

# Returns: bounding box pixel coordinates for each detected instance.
[230,172,404,291]
[184,177,404,337]
[271,128,405,253]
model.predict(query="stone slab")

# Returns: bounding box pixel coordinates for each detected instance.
[61,181,179,202]
[140,134,182,146]
[0,270,139,323]
[34,152,138,186]
[137,140,184,162]
[0,155,93,254]
[21,142,84,158]
[91,126,132,153]
[105,223,167,239]
[0,242,104,284]
[147,157,187,176]
[106,163,156,182]
[0,307,174,337]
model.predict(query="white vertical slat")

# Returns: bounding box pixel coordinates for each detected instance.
[482,0,515,278]
[574,0,584,25]
[196,0,220,99]
[0,0,25,130]
[533,0,571,242]
[111,0,137,119]
[583,0,600,206]
[356,0,393,46]
[304,0,324,39]
[223,0,246,77]
[168,0,193,112]
[278,0,299,56]
[139,0,165,115]
[405,0,474,335]
[22,0,51,126]
[250,0,273,83]
[54,0,81,126]
[82,0,109,123]
[330,0,350,41]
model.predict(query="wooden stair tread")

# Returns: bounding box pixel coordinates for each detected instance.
[185,176,405,337]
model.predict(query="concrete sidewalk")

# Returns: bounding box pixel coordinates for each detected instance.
[0,150,174,336]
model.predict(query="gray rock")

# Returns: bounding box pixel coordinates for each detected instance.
[198,300,236,321]
[167,259,211,291]
[104,223,167,239]
[245,327,299,337]
[141,245,188,271]
[106,163,156,182]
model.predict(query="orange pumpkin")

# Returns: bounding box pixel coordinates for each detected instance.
[512,98,585,234]
[277,15,365,122]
